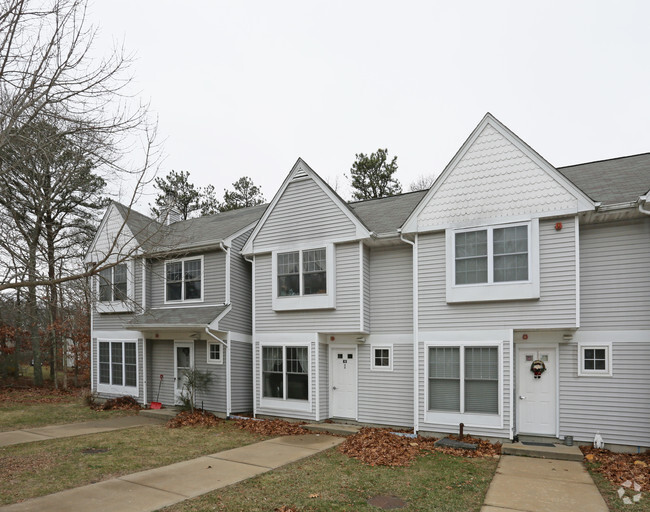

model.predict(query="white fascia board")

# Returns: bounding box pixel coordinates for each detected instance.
[401,113,596,234]
[208,304,233,331]
[241,158,371,255]
[224,220,260,247]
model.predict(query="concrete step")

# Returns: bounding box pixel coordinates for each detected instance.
[139,407,181,420]
[502,441,584,461]
[302,423,361,436]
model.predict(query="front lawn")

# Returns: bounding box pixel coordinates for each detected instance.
[162,447,498,512]
[0,387,136,431]
[0,422,268,505]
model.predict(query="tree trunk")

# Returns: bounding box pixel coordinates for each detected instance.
[27,245,43,386]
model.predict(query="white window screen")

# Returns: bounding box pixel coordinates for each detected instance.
[464,347,498,414]
[493,226,528,282]
[428,347,460,411]
[455,231,488,284]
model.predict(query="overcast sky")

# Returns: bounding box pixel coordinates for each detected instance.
[89,0,650,210]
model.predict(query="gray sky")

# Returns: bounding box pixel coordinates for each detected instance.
[90,0,650,210]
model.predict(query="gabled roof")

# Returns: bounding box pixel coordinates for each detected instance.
[557,153,650,205]
[242,158,372,255]
[126,305,229,330]
[109,202,267,255]
[401,113,596,233]
[349,190,428,235]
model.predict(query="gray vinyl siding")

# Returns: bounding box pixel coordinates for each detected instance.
[219,230,253,334]
[370,245,413,333]
[363,245,370,332]
[149,250,226,308]
[559,341,650,447]
[418,217,577,329]
[255,243,361,332]
[358,342,413,427]
[253,177,357,252]
[319,342,329,420]
[147,340,175,405]
[418,339,511,439]
[193,340,227,413]
[580,219,650,329]
[93,337,144,404]
[254,340,318,421]
[93,313,134,331]
[230,341,253,413]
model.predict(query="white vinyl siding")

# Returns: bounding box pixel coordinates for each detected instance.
[219,229,254,335]
[580,219,650,329]
[419,218,577,329]
[230,341,253,413]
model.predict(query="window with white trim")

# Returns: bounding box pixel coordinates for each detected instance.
[578,344,612,376]
[371,346,392,371]
[272,245,335,311]
[98,264,128,302]
[446,220,539,303]
[207,342,223,364]
[98,341,137,391]
[428,346,498,414]
[262,346,309,401]
[277,248,327,296]
[165,257,202,302]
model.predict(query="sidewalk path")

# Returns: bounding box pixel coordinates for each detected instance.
[481,455,608,512]
[0,415,165,447]
[0,434,343,512]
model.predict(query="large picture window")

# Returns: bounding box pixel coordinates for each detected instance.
[98,264,128,302]
[277,248,326,297]
[98,341,137,391]
[428,346,498,415]
[165,257,202,302]
[262,346,309,401]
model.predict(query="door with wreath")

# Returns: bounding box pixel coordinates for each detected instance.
[517,348,557,436]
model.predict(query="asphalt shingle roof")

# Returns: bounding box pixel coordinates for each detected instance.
[127,305,229,329]
[112,202,267,254]
[349,190,428,234]
[557,153,650,205]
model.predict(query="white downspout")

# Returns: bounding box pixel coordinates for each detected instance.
[141,259,147,406]
[399,229,419,434]
[205,327,229,416]
[220,242,231,305]
[243,254,256,418]
[639,196,650,215]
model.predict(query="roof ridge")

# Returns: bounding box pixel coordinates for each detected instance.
[347,188,428,206]
[558,151,650,170]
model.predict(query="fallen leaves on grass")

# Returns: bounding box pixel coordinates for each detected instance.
[275,506,298,512]
[339,428,501,467]
[0,386,78,405]
[581,446,650,491]
[167,410,222,428]
[0,452,62,482]
[93,396,141,411]
[233,418,306,436]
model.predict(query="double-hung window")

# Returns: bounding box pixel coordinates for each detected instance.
[98,264,128,302]
[262,345,309,407]
[446,220,539,302]
[427,344,500,426]
[165,257,203,302]
[272,245,334,310]
[207,342,223,364]
[98,340,138,394]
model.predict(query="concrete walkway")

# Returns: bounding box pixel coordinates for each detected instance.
[481,455,608,512]
[0,415,165,447]
[1,434,343,512]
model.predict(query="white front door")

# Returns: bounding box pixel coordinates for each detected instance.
[330,347,357,419]
[517,347,556,436]
[174,341,194,405]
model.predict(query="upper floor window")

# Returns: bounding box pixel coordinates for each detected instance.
[165,256,203,303]
[278,248,326,296]
[446,220,539,303]
[272,245,335,311]
[98,264,128,302]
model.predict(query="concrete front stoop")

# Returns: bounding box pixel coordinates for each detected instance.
[502,441,584,461]
[302,423,361,436]
[139,407,182,421]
